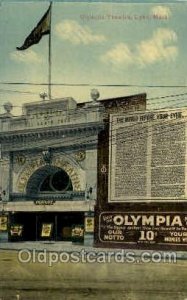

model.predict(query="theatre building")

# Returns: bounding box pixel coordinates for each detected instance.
[0,92,146,244]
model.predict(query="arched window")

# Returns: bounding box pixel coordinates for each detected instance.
[26,166,73,195]
[40,169,73,192]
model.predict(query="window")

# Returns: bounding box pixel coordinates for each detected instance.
[40,169,73,192]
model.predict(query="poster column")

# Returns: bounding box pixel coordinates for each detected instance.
[84,212,94,246]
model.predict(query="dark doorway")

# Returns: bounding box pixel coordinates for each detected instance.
[9,212,37,241]
[56,212,84,241]
[8,212,84,242]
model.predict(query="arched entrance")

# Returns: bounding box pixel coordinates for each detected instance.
[10,165,84,242]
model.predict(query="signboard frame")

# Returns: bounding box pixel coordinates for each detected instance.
[41,223,53,238]
[108,109,187,203]
[0,216,8,231]
[72,224,84,243]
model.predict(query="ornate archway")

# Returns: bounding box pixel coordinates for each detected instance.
[17,156,82,193]
[26,165,73,195]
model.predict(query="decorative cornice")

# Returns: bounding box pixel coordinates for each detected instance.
[0,122,105,152]
[0,121,104,141]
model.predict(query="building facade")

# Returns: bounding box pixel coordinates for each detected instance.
[0,92,146,245]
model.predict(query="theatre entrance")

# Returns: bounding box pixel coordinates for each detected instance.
[8,212,84,242]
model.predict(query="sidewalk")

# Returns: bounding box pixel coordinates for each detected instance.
[0,241,187,260]
[0,241,98,253]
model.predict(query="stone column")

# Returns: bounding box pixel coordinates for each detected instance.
[0,153,11,202]
[0,151,10,242]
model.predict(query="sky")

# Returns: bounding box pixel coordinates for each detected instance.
[0,1,187,115]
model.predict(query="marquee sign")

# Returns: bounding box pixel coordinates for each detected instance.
[34,200,56,205]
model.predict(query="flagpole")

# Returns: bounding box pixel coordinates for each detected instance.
[48,2,52,100]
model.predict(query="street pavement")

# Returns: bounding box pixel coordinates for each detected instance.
[0,242,187,299]
[0,241,187,259]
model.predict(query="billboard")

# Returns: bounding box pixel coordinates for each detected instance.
[99,212,187,247]
[108,109,187,202]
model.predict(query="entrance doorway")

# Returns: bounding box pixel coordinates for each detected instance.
[36,213,55,241]
[8,212,84,242]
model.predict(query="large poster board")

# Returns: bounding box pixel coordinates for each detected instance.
[109,109,187,202]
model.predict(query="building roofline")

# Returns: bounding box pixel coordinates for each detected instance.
[77,92,147,106]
